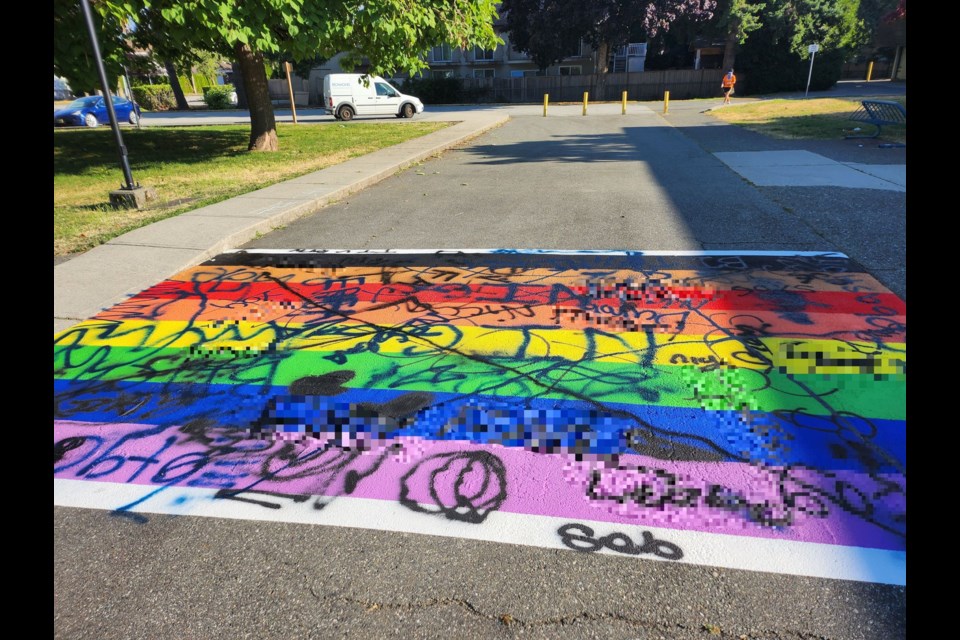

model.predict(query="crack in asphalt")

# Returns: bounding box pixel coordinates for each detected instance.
[311,590,848,639]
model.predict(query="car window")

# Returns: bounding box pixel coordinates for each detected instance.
[375,83,395,97]
[66,97,99,109]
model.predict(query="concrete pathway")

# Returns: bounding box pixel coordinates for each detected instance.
[714,150,905,191]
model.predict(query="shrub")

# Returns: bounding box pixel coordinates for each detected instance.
[203,84,236,109]
[131,84,177,111]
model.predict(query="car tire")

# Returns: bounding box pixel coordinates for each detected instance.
[84,113,99,128]
[338,105,355,122]
[128,110,139,125]
[401,103,415,119]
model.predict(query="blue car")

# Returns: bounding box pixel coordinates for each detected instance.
[54,95,141,127]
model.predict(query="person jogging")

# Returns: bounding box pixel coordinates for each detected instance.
[721,69,736,104]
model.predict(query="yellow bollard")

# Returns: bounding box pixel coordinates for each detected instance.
[543,93,549,117]
[663,90,670,114]
[622,91,627,115]
[867,61,874,82]
[583,91,588,116]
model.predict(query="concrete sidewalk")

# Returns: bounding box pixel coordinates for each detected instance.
[54,110,509,334]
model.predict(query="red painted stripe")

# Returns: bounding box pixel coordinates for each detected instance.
[131,280,906,316]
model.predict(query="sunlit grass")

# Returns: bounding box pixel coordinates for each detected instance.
[708,97,906,144]
[54,121,450,256]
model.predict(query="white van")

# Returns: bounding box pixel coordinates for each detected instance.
[322,74,424,121]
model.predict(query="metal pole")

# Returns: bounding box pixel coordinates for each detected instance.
[804,50,816,98]
[80,0,136,190]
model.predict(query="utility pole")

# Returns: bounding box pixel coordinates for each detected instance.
[80,0,155,208]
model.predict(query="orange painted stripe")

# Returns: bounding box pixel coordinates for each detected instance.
[96,296,906,342]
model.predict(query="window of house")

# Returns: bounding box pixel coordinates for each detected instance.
[474,46,495,61]
[564,38,583,58]
[558,66,581,76]
[432,44,453,62]
[432,70,456,79]
[473,69,495,79]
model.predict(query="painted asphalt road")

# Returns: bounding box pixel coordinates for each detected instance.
[56,108,906,637]
[55,250,906,639]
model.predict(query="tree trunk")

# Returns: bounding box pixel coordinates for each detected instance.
[164,60,190,111]
[231,60,248,109]
[721,24,739,71]
[595,41,610,74]
[235,43,278,152]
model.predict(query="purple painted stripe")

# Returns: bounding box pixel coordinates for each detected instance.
[54,420,904,551]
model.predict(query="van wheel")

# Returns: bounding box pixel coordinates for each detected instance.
[401,103,415,119]
[338,105,355,121]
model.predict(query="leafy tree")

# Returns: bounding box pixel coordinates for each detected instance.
[717,0,766,70]
[733,0,874,93]
[501,0,579,72]
[501,0,717,74]
[58,1,501,152]
[54,0,131,95]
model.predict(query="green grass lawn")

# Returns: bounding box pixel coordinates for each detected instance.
[708,97,906,144]
[54,121,450,256]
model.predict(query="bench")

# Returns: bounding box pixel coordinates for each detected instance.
[845,100,906,140]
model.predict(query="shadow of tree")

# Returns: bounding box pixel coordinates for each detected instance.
[54,128,250,175]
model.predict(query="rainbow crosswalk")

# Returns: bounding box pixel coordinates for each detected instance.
[54,250,906,584]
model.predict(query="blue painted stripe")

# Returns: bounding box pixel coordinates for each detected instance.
[54,379,904,471]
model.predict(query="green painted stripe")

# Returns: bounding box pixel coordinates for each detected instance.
[54,344,905,420]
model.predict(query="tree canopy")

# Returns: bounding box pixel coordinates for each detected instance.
[54,0,132,94]
[501,0,717,72]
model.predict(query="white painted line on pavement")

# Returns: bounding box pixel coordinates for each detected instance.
[55,478,905,586]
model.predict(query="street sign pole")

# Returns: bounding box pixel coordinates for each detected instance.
[805,44,819,97]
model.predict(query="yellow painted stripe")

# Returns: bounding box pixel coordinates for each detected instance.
[60,318,906,375]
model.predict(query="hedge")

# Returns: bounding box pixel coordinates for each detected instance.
[131,84,177,111]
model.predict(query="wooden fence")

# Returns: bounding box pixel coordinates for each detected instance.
[459,69,729,103]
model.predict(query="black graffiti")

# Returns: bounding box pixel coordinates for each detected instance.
[54,437,87,464]
[558,523,683,560]
[288,371,356,396]
[399,451,507,524]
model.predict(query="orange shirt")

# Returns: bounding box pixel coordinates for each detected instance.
[722,73,737,88]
